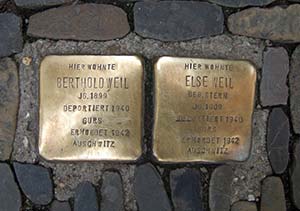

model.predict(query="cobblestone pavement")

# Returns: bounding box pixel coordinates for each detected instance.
[0,0,299,210]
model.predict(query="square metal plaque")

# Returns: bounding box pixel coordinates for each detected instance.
[153,57,256,163]
[39,55,143,161]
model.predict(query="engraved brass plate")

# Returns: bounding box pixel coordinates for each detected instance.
[153,57,256,163]
[39,56,143,161]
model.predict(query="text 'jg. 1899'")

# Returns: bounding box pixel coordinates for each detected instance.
[39,55,143,161]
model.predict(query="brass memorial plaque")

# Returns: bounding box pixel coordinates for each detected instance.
[153,57,256,163]
[39,56,143,161]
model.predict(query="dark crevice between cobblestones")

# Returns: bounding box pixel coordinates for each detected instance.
[262,0,292,7]
[143,58,154,163]
[255,67,262,108]
[161,169,175,211]
[267,43,299,57]
[94,179,102,211]
[0,0,18,14]
[69,197,75,211]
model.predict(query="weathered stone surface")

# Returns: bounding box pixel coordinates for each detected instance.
[209,0,274,7]
[101,171,124,211]
[27,4,129,41]
[291,141,300,209]
[0,163,22,211]
[232,110,272,203]
[13,162,53,205]
[134,1,224,41]
[74,182,99,211]
[260,47,289,106]
[267,108,290,174]
[13,34,264,210]
[134,163,171,211]
[228,5,300,42]
[14,0,73,9]
[0,58,19,161]
[209,165,233,211]
[50,200,71,211]
[0,13,22,57]
[170,168,203,211]
[260,177,286,211]
[231,201,257,211]
[290,46,300,134]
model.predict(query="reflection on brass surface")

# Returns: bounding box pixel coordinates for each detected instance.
[39,56,143,161]
[153,57,256,163]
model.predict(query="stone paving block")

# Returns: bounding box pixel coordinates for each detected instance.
[0,13,23,57]
[170,168,204,211]
[27,4,130,41]
[209,0,275,7]
[231,201,257,211]
[134,1,224,41]
[134,163,171,211]
[0,58,19,161]
[209,165,233,211]
[50,200,71,211]
[74,182,99,211]
[0,163,22,211]
[13,162,53,205]
[260,47,289,106]
[290,45,300,134]
[101,171,124,211]
[14,0,73,9]
[260,177,286,211]
[267,108,290,174]
[228,5,300,42]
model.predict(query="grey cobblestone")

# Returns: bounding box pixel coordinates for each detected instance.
[228,5,300,42]
[134,1,224,41]
[267,108,290,174]
[13,162,53,205]
[28,4,130,41]
[260,47,289,106]
[290,45,300,134]
[134,163,171,211]
[170,168,204,211]
[0,163,21,211]
[0,58,19,161]
[0,13,22,57]
[14,0,73,9]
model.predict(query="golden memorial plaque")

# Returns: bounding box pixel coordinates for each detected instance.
[39,55,143,161]
[153,57,256,163]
